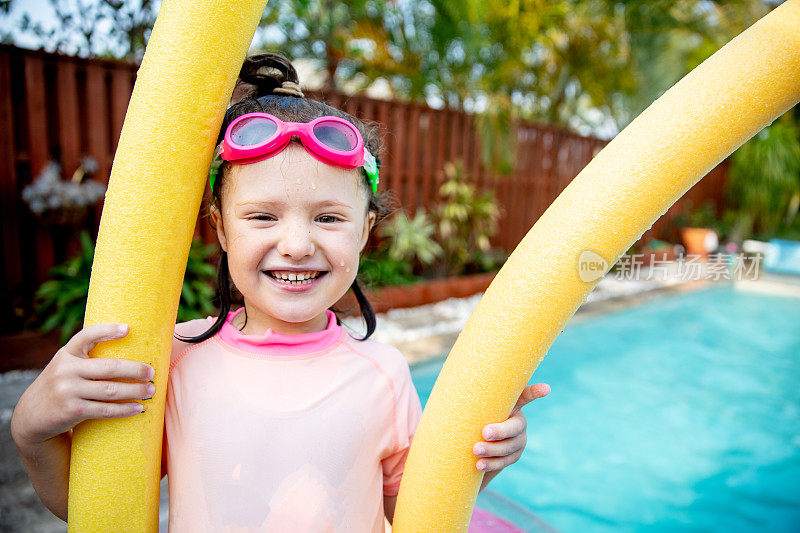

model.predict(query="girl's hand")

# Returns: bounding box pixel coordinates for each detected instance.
[473,383,551,473]
[10,323,156,447]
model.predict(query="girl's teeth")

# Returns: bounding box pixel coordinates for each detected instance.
[268,271,323,285]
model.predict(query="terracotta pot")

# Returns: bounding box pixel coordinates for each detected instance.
[680,227,718,259]
[335,271,498,317]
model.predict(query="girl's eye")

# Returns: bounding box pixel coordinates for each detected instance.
[251,215,275,221]
[317,215,340,223]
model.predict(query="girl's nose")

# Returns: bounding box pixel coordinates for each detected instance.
[276,221,315,259]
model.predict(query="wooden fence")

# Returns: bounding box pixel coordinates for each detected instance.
[0,44,728,332]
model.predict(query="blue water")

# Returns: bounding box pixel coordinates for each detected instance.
[410,286,800,532]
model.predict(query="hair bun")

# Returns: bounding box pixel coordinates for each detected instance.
[237,53,302,100]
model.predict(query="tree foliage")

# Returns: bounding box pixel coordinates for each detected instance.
[5,0,157,61]
[728,115,800,237]
[257,0,767,135]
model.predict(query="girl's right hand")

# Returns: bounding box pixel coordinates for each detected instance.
[11,323,156,446]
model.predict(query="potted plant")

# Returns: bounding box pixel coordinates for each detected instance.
[675,200,719,259]
[21,158,105,227]
[431,159,504,277]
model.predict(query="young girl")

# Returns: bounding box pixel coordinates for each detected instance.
[11,53,550,530]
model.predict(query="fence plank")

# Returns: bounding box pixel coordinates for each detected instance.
[420,109,435,211]
[406,104,420,212]
[472,116,483,191]
[85,64,110,179]
[110,69,133,152]
[0,50,22,311]
[376,99,391,198]
[390,102,405,206]
[24,57,48,176]
[56,61,81,183]
[24,55,55,282]
[434,109,448,200]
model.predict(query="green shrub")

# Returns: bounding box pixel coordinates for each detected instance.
[33,231,219,344]
[379,208,443,265]
[674,199,718,229]
[358,252,422,288]
[728,115,800,238]
[177,240,218,323]
[33,231,94,344]
[433,159,502,275]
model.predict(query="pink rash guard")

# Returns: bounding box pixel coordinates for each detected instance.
[164,307,422,532]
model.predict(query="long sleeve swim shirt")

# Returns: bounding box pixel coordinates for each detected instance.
[163,307,423,532]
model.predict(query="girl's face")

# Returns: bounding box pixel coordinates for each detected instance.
[211,143,376,335]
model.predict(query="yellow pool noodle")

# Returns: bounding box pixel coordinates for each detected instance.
[67,0,268,530]
[393,2,800,530]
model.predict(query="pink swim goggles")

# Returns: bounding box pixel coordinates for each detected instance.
[209,112,379,194]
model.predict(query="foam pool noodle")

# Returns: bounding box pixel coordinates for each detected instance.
[67,0,268,530]
[392,2,800,530]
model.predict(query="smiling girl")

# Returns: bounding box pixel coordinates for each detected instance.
[11,53,550,530]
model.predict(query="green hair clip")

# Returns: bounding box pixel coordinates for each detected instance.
[208,145,223,196]
[362,148,380,195]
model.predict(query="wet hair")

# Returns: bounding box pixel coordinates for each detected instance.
[175,52,394,344]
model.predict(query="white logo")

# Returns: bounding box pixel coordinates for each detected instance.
[578,249,609,282]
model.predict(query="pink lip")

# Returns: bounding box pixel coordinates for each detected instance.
[266,267,327,271]
[263,271,327,292]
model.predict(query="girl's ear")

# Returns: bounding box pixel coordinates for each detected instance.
[360,211,377,252]
[210,205,229,252]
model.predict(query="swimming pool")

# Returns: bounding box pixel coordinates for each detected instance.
[410,285,800,532]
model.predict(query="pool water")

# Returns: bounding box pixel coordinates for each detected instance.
[410,285,800,532]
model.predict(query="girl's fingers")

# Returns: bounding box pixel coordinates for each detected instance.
[64,323,129,358]
[78,357,156,381]
[70,399,146,421]
[528,382,551,399]
[483,413,526,441]
[77,357,155,382]
[476,447,524,472]
[64,324,156,381]
[474,432,527,459]
[78,379,155,402]
[512,382,551,411]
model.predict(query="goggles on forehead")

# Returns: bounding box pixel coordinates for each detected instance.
[209,112,380,195]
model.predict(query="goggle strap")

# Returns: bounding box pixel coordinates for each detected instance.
[208,145,381,196]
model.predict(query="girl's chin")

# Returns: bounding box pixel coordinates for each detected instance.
[256,301,333,323]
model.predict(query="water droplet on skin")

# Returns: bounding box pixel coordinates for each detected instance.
[346,267,350,272]
[296,178,301,184]
[340,259,345,266]
[311,183,316,189]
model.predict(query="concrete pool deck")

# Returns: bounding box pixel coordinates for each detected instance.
[357,272,724,367]
[1,268,790,531]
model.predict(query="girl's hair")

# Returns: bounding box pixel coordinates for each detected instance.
[175,52,394,344]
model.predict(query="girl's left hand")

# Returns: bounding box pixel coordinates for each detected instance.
[473,383,551,472]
